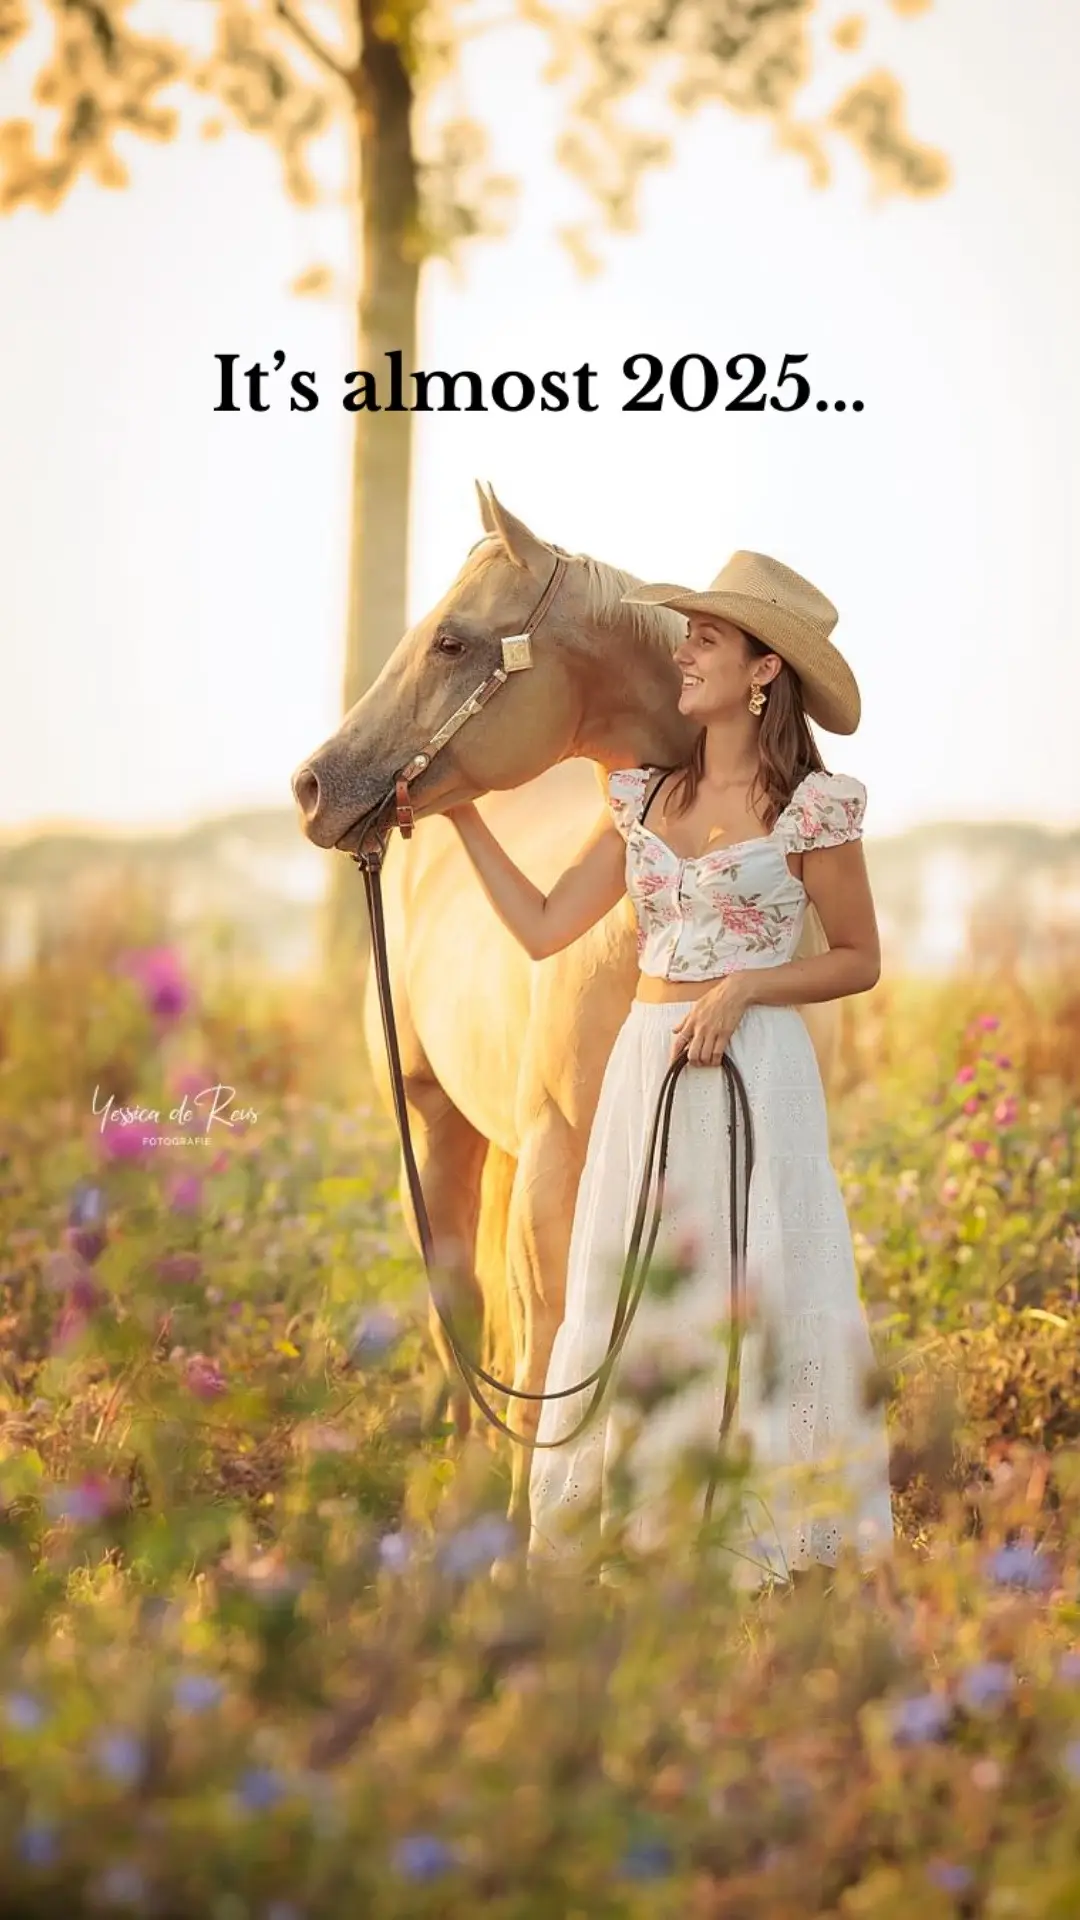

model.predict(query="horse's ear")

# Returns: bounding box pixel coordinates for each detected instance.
[485,484,553,576]
[474,479,497,534]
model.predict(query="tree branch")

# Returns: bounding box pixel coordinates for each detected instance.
[273,0,353,84]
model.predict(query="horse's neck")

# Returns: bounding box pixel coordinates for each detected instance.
[570,629,694,773]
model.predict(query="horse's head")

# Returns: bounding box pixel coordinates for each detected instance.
[292,483,688,853]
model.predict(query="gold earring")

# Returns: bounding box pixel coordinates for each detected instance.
[748,683,766,716]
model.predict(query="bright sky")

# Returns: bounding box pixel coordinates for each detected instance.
[1,0,1078,840]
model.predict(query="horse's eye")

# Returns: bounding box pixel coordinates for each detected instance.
[435,634,466,657]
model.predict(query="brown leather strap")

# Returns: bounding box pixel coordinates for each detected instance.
[356,851,755,1537]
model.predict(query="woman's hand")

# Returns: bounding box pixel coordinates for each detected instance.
[671,974,754,1066]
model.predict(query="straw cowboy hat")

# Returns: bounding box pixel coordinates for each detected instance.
[622,550,861,735]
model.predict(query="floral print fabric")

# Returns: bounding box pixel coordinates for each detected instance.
[606,767,867,982]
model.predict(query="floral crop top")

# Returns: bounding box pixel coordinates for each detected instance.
[607,767,867,983]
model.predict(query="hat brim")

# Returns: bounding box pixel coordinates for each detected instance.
[622,582,861,736]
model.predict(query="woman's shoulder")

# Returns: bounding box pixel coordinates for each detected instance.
[775,769,867,851]
[605,766,652,839]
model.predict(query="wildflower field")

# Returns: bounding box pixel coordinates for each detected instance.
[2,889,1080,1918]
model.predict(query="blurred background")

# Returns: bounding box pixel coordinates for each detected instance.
[1,0,1078,982]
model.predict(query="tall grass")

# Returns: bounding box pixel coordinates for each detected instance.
[0,886,1078,1915]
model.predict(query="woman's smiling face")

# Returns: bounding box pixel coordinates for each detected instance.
[673,614,778,720]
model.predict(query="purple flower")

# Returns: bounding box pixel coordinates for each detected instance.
[436,1514,516,1580]
[97,1125,150,1164]
[17,1820,59,1868]
[958,1661,1012,1711]
[237,1767,285,1812]
[392,1834,458,1881]
[378,1530,414,1574]
[173,1673,224,1713]
[349,1305,404,1365]
[184,1353,227,1401]
[168,1175,203,1214]
[616,1839,675,1881]
[95,1731,144,1786]
[984,1543,1055,1592]
[891,1692,952,1746]
[928,1860,975,1895]
[5,1690,46,1732]
[45,1473,122,1524]
[66,1184,108,1260]
[156,1252,202,1286]
[120,945,192,1024]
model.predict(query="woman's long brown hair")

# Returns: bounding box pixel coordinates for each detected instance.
[663,630,828,828]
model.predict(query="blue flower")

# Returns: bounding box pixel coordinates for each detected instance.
[95,1731,144,1787]
[615,1839,675,1881]
[173,1673,224,1713]
[984,1544,1054,1592]
[69,1182,106,1227]
[18,1821,59,1868]
[436,1515,516,1580]
[890,1692,952,1746]
[348,1306,404,1365]
[928,1860,975,1895]
[237,1767,285,1812]
[958,1661,1013,1711]
[377,1530,413,1574]
[5,1690,46,1732]
[392,1834,458,1881]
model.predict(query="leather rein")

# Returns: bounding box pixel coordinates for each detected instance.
[350,554,755,1547]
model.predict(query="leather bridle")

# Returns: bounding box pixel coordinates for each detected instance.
[349,551,765,1572]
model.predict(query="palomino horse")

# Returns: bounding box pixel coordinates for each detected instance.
[292,485,837,1527]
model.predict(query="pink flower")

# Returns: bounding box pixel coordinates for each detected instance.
[118,946,192,1025]
[719,900,767,936]
[977,1015,1000,1033]
[171,1066,213,1099]
[995,1054,1012,1069]
[962,1097,980,1117]
[955,1065,976,1085]
[46,1473,123,1524]
[940,1177,961,1203]
[96,1125,150,1164]
[970,1140,990,1161]
[155,1253,202,1286]
[184,1354,227,1401]
[993,1097,1018,1128]
[168,1175,203,1214]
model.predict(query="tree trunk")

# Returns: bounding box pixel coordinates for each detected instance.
[322,1,420,978]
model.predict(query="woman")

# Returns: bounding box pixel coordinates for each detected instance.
[447,549,895,1592]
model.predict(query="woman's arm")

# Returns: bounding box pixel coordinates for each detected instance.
[446,802,628,961]
[743,839,881,1006]
[671,840,880,1065]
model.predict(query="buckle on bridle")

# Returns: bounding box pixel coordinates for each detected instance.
[500,633,533,672]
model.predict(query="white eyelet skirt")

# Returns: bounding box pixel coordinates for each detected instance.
[526,998,895,1591]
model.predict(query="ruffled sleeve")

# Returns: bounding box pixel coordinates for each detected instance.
[606,768,650,840]
[775,771,867,853]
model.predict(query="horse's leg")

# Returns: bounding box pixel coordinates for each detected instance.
[399,1072,489,1442]
[502,1100,584,1530]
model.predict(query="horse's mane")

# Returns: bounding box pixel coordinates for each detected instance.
[466,535,683,657]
